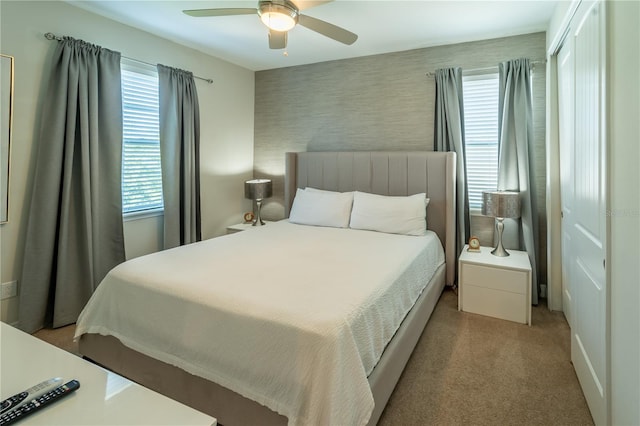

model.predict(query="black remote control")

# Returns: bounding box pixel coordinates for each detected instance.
[0,380,80,426]
[0,378,63,414]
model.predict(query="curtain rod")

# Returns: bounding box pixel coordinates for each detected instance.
[425,60,546,78]
[44,32,213,84]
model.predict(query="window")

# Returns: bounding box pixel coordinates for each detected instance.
[121,59,163,215]
[463,72,499,211]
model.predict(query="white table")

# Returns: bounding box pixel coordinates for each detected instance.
[458,245,532,325]
[0,322,216,425]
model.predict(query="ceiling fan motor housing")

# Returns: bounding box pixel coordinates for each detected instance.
[258,0,299,31]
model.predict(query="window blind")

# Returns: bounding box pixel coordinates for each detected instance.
[121,60,163,214]
[463,73,499,210]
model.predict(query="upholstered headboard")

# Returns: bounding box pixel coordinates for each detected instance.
[284,151,456,286]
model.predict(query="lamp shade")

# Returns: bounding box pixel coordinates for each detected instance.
[244,179,273,200]
[482,191,520,219]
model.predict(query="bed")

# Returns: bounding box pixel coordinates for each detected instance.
[76,151,456,426]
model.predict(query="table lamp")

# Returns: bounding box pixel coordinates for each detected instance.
[244,179,273,226]
[482,191,521,257]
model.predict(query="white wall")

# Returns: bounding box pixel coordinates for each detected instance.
[0,0,255,325]
[607,2,640,424]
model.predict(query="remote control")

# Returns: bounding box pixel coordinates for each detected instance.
[0,377,63,414]
[0,380,79,426]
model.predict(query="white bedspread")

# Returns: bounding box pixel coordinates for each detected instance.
[75,220,444,426]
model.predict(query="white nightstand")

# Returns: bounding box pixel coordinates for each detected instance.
[226,222,271,234]
[458,244,532,325]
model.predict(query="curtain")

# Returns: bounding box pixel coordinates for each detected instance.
[157,65,201,248]
[18,37,125,333]
[434,67,469,269]
[497,58,540,304]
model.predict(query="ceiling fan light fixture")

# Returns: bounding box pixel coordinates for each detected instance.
[259,2,298,32]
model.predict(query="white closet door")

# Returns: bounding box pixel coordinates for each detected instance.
[557,36,575,328]
[570,1,608,424]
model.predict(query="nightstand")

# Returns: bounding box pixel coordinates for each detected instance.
[226,222,270,234]
[458,244,532,325]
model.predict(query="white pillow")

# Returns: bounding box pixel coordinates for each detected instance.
[288,188,354,228]
[349,191,429,236]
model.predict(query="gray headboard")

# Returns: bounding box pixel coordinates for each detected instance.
[284,151,456,286]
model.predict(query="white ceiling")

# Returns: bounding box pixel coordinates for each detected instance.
[66,0,558,71]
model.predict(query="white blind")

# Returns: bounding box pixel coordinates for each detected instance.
[121,60,163,214]
[463,73,499,210]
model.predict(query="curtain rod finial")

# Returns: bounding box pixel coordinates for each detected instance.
[44,32,62,41]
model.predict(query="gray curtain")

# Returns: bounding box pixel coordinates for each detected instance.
[157,65,201,248]
[497,58,540,304]
[19,37,125,333]
[434,67,469,267]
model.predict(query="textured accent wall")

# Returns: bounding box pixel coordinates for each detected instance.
[254,32,547,283]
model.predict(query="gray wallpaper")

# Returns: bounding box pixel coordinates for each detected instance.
[254,31,547,283]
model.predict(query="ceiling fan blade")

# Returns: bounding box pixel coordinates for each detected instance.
[268,29,288,49]
[298,14,357,45]
[183,8,256,18]
[290,0,333,11]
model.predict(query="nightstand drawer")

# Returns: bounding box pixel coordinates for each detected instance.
[461,263,527,295]
[463,283,527,324]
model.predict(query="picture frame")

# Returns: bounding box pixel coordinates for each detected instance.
[1,54,14,224]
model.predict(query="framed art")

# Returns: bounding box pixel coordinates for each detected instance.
[1,54,13,224]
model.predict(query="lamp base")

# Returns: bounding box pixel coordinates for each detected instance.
[491,245,510,257]
[252,199,266,226]
[491,218,510,257]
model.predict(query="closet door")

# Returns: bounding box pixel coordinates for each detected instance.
[557,36,575,328]
[570,1,608,424]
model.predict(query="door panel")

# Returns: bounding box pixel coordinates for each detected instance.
[570,1,608,424]
[557,35,574,327]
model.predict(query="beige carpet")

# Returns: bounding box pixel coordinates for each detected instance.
[378,289,594,426]
[33,322,79,356]
[33,288,593,426]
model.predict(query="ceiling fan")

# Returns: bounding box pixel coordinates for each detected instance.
[183,0,358,50]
